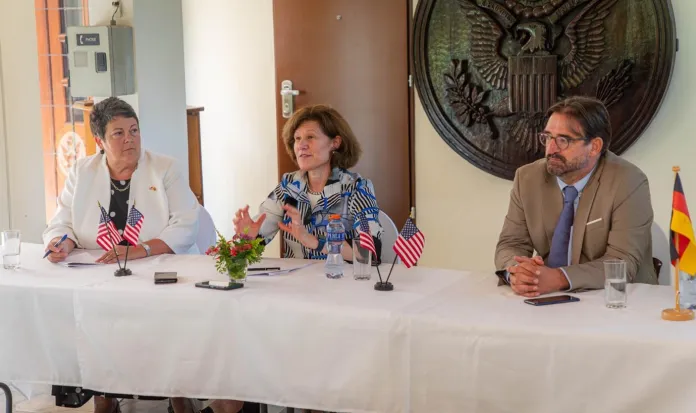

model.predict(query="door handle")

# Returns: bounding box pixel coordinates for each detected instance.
[280,80,300,118]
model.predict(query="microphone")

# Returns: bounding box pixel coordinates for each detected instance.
[282,196,298,225]
[283,195,298,208]
[283,195,310,226]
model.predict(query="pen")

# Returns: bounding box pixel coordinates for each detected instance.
[248,267,281,271]
[43,234,68,259]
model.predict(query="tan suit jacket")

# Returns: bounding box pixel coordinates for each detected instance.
[495,152,657,290]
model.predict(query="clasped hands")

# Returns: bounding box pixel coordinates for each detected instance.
[507,256,570,297]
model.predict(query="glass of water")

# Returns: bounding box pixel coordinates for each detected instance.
[1,230,21,270]
[352,239,372,280]
[604,259,626,308]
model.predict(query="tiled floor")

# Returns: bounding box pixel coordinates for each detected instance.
[0,388,285,413]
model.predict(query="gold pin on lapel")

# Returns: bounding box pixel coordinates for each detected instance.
[149,186,157,192]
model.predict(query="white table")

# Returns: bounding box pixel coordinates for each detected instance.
[2,243,696,413]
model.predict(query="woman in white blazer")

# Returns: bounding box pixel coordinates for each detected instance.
[43,97,200,412]
[43,97,199,264]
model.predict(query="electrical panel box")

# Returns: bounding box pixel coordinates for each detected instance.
[66,25,135,96]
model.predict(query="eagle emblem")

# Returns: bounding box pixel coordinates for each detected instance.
[414,0,676,179]
[446,0,632,153]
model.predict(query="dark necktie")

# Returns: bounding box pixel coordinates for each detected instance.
[548,186,579,268]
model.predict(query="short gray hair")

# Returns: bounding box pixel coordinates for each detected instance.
[89,97,139,139]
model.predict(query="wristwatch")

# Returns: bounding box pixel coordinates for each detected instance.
[141,243,151,257]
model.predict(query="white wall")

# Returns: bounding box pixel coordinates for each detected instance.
[182,0,279,257]
[90,0,189,172]
[0,0,46,241]
[132,0,189,173]
[89,0,134,24]
[0,41,10,231]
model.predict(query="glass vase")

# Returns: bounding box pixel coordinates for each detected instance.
[227,261,248,284]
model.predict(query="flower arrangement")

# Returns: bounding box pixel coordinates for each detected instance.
[206,230,265,282]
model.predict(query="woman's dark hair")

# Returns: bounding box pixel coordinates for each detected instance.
[547,96,611,154]
[89,97,139,140]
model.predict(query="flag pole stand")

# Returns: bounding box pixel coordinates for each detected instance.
[374,256,396,291]
[662,166,694,321]
[114,243,132,276]
[661,245,693,321]
[114,246,132,277]
[114,267,132,277]
[115,201,138,277]
[661,262,693,321]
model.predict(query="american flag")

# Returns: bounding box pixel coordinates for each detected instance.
[97,205,122,251]
[358,215,376,258]
[393,218,425,268]
[124,206,144,246]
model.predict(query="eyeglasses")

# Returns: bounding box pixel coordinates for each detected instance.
[538,132,588,150]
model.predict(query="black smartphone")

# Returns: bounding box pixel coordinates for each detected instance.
[195,281,244,291]
[524,294,580,306]
[154,272,178,284]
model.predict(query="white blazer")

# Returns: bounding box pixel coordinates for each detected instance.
[43,150,200,254]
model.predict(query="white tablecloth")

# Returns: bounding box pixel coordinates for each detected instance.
[2,243,696,412]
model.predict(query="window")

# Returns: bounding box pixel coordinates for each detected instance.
[35,0,93,222]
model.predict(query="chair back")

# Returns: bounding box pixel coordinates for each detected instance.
[196,207,217,254]
[378,210,401,264]
[652,222,671,285]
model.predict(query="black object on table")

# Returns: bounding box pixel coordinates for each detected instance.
[1,382,12,413]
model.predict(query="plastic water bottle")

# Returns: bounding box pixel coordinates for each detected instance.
[325,214,345,279]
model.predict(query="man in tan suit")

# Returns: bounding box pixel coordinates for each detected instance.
[495,96,656,296]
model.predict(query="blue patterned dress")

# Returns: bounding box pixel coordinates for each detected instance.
[257,167,383,261]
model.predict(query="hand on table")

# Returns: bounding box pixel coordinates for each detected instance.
[45,237,76,263]
[96,245,145,264]
[507,256,569,297]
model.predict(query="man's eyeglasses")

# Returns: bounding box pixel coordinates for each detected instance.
[538,132,588,150]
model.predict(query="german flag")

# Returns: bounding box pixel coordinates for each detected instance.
[671,172,696,275]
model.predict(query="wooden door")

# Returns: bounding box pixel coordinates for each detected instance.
[273,0,414,229]
[187,106,205,205]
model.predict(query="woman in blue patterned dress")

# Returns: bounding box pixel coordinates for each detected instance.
[233,104,383,262]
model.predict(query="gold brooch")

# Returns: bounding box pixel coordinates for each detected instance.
[149,186,157,191]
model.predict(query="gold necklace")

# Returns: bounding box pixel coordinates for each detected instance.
[110,180,131,192]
